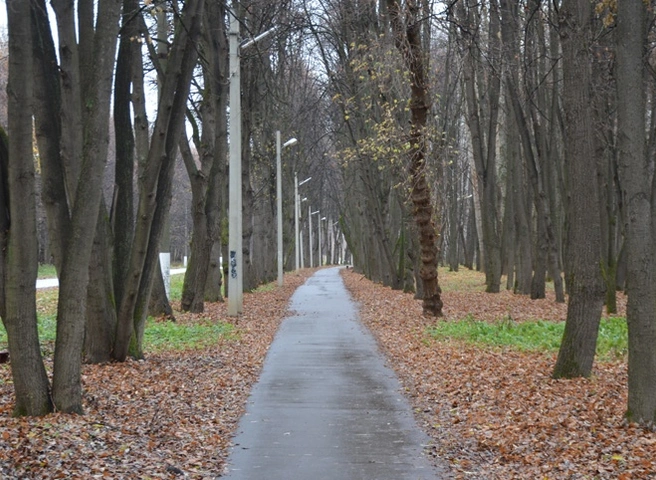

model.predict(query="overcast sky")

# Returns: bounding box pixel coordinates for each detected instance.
[0,2,6,37]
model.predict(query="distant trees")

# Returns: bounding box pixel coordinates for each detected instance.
[300,0,656,425]
[455,0,502,293]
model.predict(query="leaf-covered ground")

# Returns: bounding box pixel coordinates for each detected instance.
[0,271,313,479]
[340,268,656,479]
[1,267,655,479]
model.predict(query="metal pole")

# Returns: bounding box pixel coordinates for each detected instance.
[276,131,283,286]
[300,229,305,268]
[309,206,313,268]
[228,9,241,316]
[318,217,323,267]
[294,173,299,270]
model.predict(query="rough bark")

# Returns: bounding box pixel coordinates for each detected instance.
[84,202,117,363]
[0,127,7,320]
[552,0,605,379]
[387,0,442,316]
[204,240,224,302]
[180,130,212,313]
[616,0,656,425]
[148,260,174,318]
[82,0,142,364]
[204,0,228,303]
[3,0,53,416]
[50,0,122,413]
[510,118,533,295]
[112,0,138,317]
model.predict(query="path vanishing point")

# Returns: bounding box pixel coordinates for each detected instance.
[222,267,450,479]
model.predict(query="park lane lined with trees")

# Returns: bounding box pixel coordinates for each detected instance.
[1,0,656,455]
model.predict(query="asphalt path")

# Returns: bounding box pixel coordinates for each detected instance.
[222,267,449,479]
[35,268,186,289]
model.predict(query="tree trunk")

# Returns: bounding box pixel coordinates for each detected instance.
[3,0,53,416]
[83,0,141,365]
[50,0,122,413]
[456,0,503,293]
[204,0,228,303]
[149,261,174,318]
[84,202,117,363]
[500,0,564,303]
[205,240,224,302]
[112,0,138,320]
[180,137,213,312]
[387,0,442,316]
[616,0,656,425]
[552,0,605,379]
[114,0,204,361]
[0,128,8,320]
[510,122,533,295]
[31,0,68,274]
[501,145,515,290]
[180,0,228,311]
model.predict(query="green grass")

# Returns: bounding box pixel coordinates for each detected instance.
[1,313,236,354]
[37,264,58,279]
[169,272,185,302]
[144,318,236,352]
[427,315,628,359]
[253,281,276,293]
[1,271,230,353]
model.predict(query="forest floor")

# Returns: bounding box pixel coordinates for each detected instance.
[0,267,655,479]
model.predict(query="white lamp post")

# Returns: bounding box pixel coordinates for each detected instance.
[299,197,307,268]
[276,131,297,286]
[319,216,326,266]
[228,8,276,316]
[310,209,319,267]
[294,175,311,270]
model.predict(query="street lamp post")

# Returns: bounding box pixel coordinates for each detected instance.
[276,131,297,287]
[228,8,276,316]
[227,11,241,316]
[319,216,326,266]
[299,197,307,268]
[310,209,319,267]
[294,174,311,270]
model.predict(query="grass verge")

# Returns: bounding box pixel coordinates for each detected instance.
[427,315,628,359]
[0,270,224,353]
[144,318,236,352]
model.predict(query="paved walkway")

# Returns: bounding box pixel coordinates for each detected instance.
[35,268,186,289]
[221,267,449,479]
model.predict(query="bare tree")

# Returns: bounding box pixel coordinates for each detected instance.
[552,0,605,379]
[114,0,205,361]
[181,0,228,313]
[1,0,52,416]
[386,0,443,316]
[455,0,503,293]
[48,0,122,413]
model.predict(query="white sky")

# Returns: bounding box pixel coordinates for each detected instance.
[0,2,6,37]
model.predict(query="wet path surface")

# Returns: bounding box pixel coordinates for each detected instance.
[221,267,448,479]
